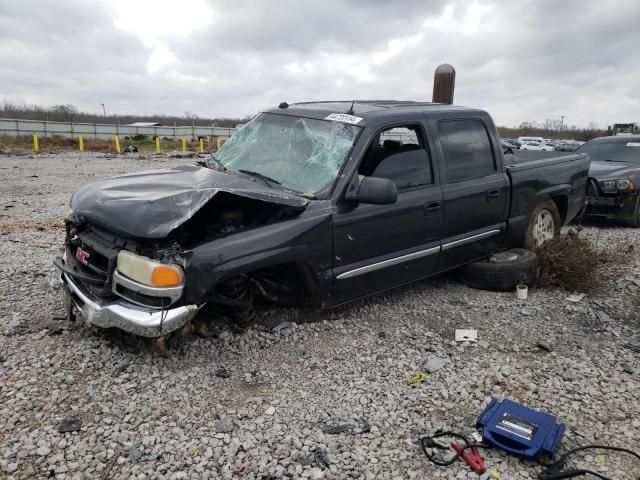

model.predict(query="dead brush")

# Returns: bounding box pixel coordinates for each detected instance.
[534,230,634,293]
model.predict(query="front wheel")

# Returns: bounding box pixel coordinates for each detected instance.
[525,200,561,249]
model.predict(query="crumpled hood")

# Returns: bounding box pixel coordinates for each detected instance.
[71,165,308,238]
[589,161,640,180]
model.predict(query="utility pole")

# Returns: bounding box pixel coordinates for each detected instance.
[100,103,106,118]
[559,115,566,133]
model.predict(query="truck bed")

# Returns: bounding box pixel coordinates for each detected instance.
[502,152,590,247]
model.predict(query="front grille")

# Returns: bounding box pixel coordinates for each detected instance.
[66,224,124,296]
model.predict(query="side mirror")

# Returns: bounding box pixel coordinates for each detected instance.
[346,176,397,205]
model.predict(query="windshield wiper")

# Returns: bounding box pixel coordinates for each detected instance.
[206,154,227,171]
[238,169,281,187]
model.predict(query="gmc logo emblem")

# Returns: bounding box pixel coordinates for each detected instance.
[75,247,90,266]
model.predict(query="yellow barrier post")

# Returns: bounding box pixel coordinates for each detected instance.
[182,138,186,154]
[33,134,39,152]
[79,136,84,152]
[114,136,121,154]
[216,138,222,151]
[155,136,160,154]
[199,138,204,152]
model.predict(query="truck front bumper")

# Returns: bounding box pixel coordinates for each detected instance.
[60,272,200,337]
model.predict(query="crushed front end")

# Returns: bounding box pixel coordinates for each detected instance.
[54,215,199,337]
[584,178,640,223]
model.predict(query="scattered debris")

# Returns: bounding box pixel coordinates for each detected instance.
[405,371,428,387]
[215,367,231,379]
[233,464,249,476]
[566,294,585,303]
[215,418,235,433]
[115,359,130,373]
[622,364,635,374]
[124,145,139,153]
[323,423,355,435]
[57,418,82,433]
[298,455,314,466]
[4,375,17,383]
[265,406,276,415]
[516,284,528,300]
[323,420,371,435]
[128,444,142,464]
[623,343,640,353]
[536,340,553,352]
[272,320,295,331]
[45,323,63,336]
[520,308,534,316]
[455,329,478,342]
[424,357,447,373]
[314,449,330,469]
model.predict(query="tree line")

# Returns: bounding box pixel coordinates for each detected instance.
[0,101,250,128]
[0,102,613,140]
[497,118,607,142]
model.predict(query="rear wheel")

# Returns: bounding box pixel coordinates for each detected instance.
[525,200,561,249]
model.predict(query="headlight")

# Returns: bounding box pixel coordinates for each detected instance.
[599,180,617,191]
[117,251,184,287]
[616,179,634,190]
[598,179,634,192]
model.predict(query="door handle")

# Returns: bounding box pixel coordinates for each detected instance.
[487,189,501,201]
[423,202,441,215]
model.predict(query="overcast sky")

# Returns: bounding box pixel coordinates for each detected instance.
[0,0,638,127]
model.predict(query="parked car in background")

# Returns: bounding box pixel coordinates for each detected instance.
[557,141,583,152]
[520,141,554,151]
[580,135,640,226]
[54,100,589,349]
[502,138,522,148]
[518,136,545,144]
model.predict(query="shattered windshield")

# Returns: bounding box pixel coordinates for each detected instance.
[209,112,360,194]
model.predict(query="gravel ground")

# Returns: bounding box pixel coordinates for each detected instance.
[1,153,639,480]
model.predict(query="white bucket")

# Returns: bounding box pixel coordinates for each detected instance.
[516,284,528,300]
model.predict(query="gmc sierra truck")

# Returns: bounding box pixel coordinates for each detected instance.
[54,101,589,347]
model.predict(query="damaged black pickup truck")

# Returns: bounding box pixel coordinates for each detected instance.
[55,101,589,346]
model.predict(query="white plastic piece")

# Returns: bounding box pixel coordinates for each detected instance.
[566,293,585,303]
[516,284,528,300]
[455,329,478,342]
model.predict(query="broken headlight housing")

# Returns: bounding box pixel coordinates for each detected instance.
[117,251,184,288]
[598,178,635,193]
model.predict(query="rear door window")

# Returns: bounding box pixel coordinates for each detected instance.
[438,119,496,183]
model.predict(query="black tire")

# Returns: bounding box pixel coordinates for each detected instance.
[456,249,540,292]
[524,200,561,249]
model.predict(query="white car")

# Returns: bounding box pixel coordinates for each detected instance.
[518,136,545,144]
[520,141,554,151]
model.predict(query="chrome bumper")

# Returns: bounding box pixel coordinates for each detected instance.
[60,272,199,337]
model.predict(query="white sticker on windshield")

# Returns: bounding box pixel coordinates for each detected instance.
[626,142,640,147]
[325,113,363,125]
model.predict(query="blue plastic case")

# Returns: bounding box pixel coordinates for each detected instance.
[476,398,565,460]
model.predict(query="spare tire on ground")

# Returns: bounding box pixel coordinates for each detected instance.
[456,249,540,292]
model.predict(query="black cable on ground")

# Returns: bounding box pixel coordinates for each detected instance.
[537,444,640,480]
